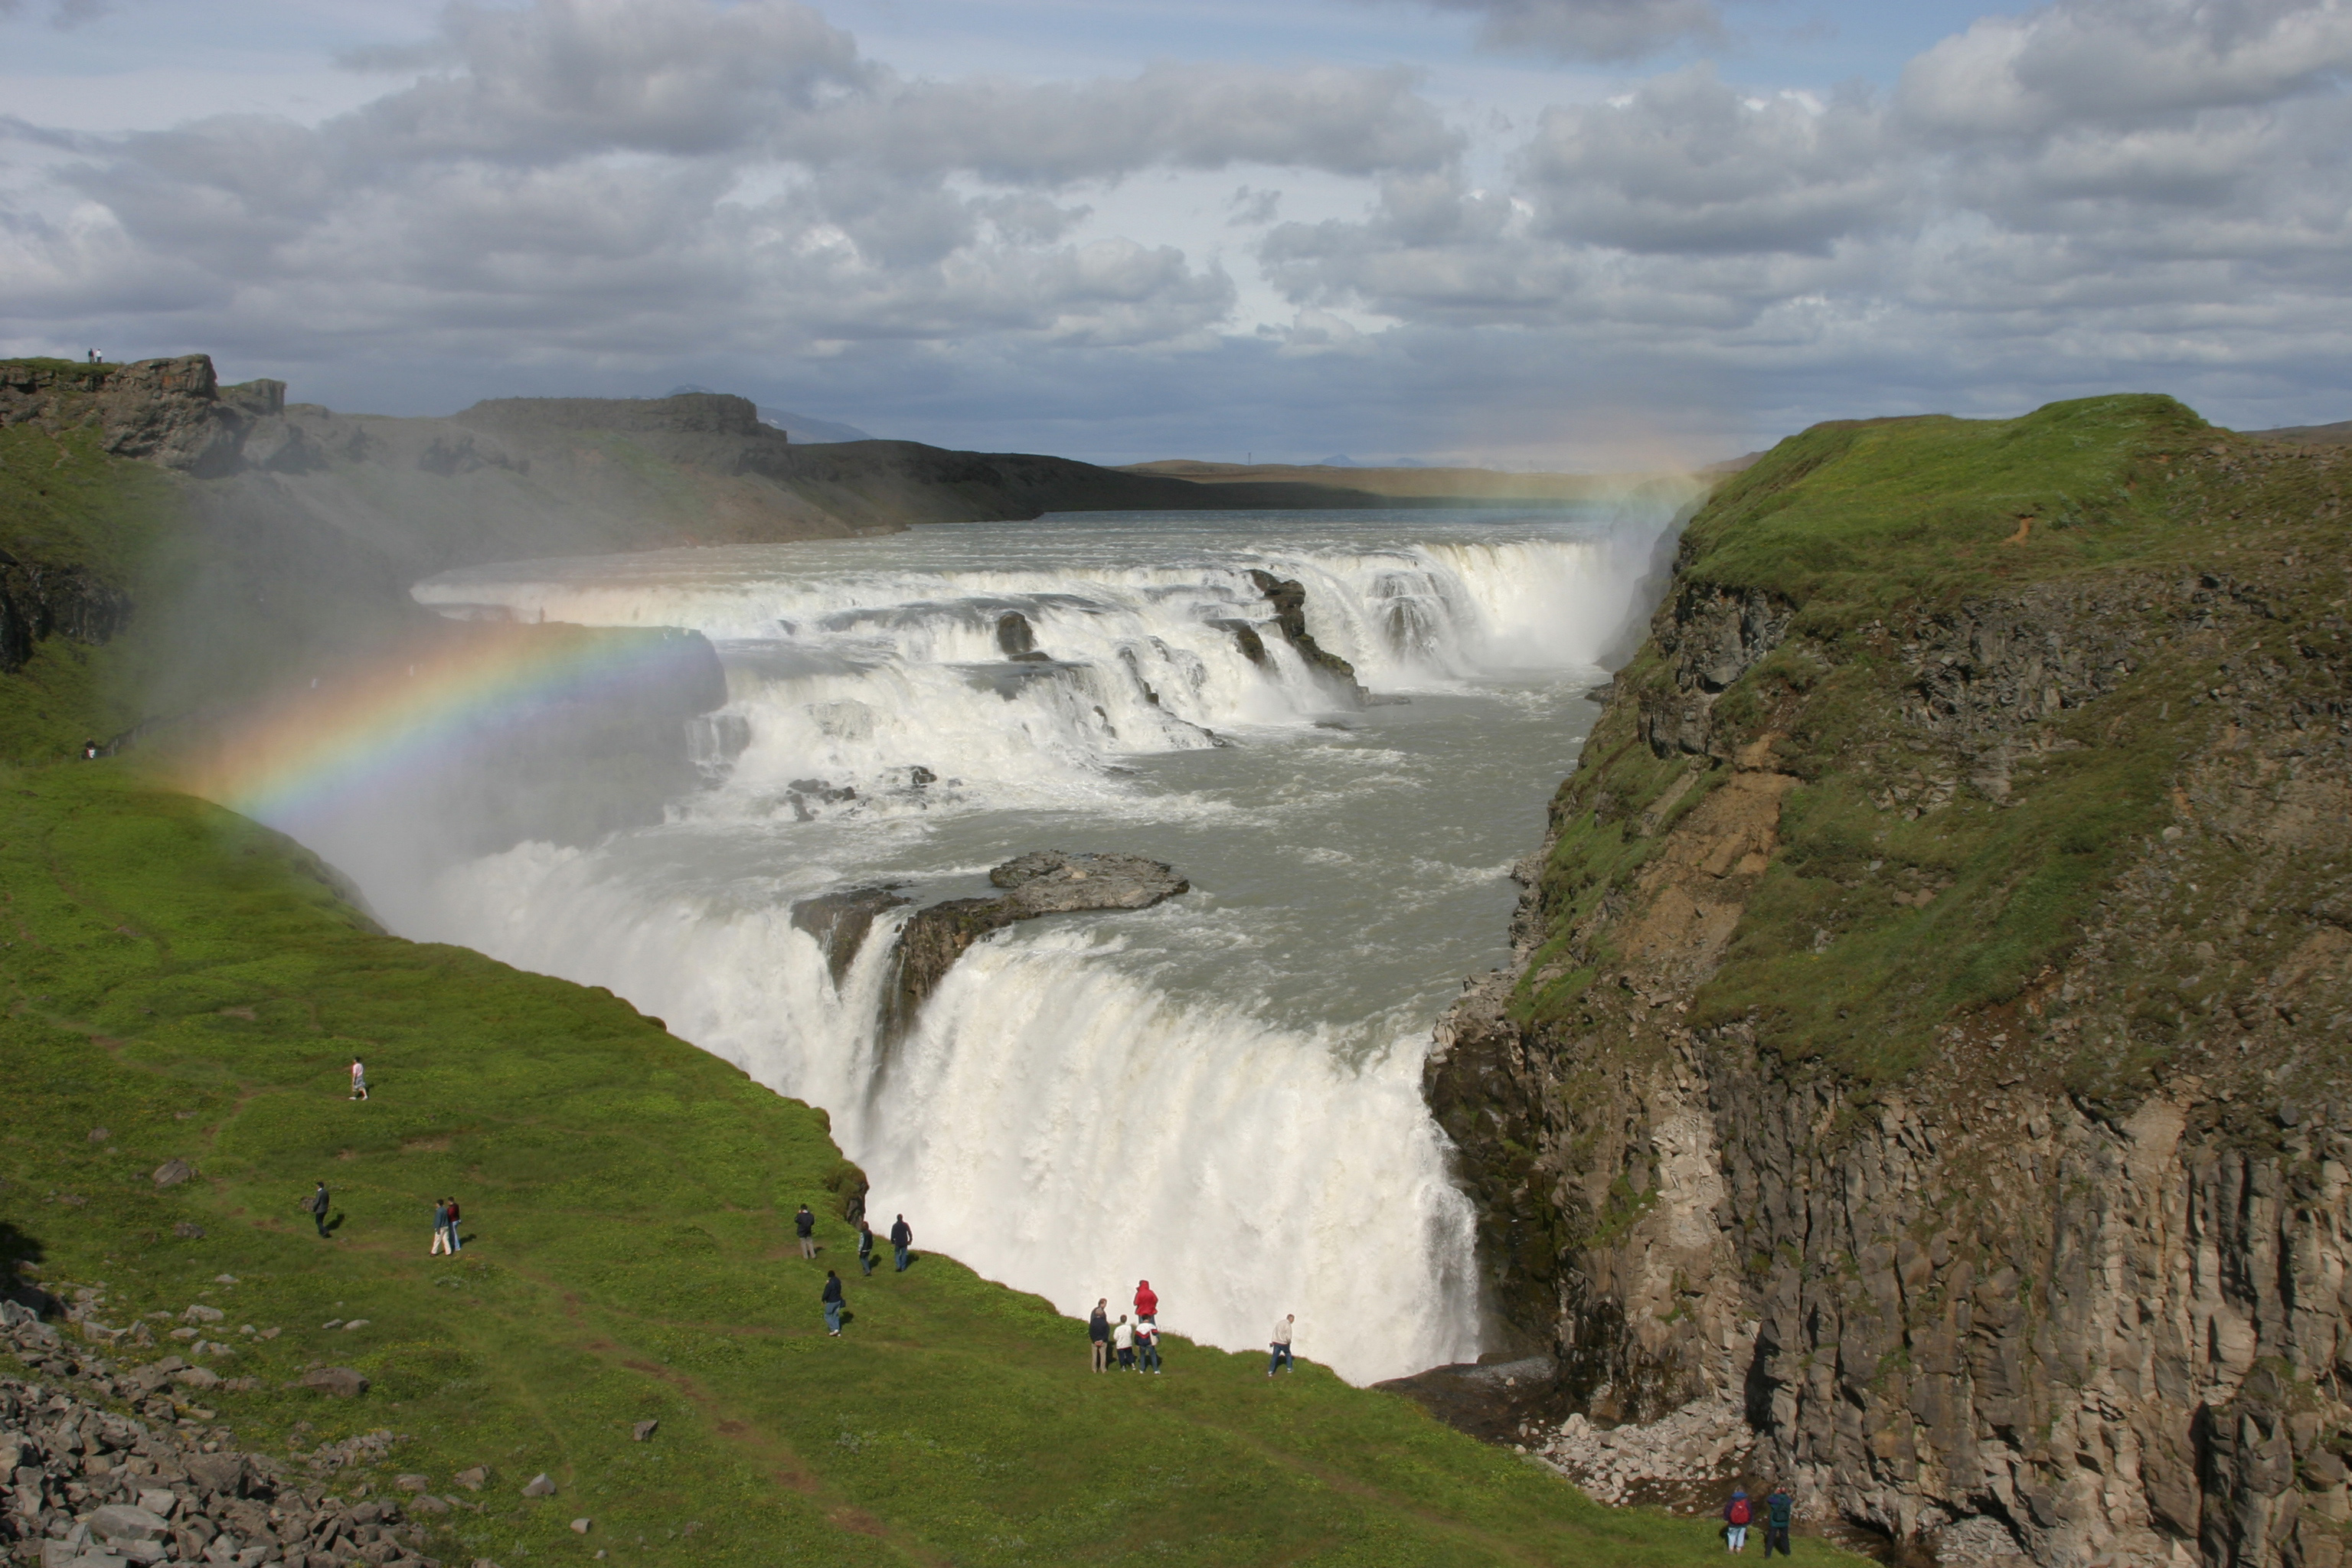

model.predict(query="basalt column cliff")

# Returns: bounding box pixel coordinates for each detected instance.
[1429,395,2352,1567]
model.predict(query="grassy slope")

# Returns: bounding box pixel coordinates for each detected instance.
[1513,394,2349,1084]
[1,763,1775,1567]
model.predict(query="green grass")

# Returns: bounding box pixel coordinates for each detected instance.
[0,761,1808,1566]
[1516,396,2351,1085]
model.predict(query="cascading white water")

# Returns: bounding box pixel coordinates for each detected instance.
[374,495,1694,1385]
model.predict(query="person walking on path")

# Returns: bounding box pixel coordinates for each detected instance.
[1268,1314,1294,1377]
[1723,1490,1751,1553]
[1134,1279,1158,1321]
[1136,1316,1161,1374]
[446,1195,462,1252]
[1089,1300,1111,1372]
[890,1214,913,1272]
[795,1204,818,1259]
[305,1181,332,1238]
[430,1198,452,1256]
[822,1270,844,1337]
[857,1217,876,1276]
[1112,1314,1135,1371]
[1762,1486,1793,1557]
[348,1059,368,1101]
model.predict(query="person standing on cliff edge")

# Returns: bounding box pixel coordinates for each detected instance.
[822,1269,844,1336]
[1268,1313,1294,1377]
[1722,1489,1750,1552]
[1134,1279,1158,1322]
[890,1213,913,1272]
[795,1203,817,1259]
[1089,1300,1111,1372]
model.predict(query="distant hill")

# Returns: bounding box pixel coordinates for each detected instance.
[2244,417,2352,446]
[757,407,876,444]
[1122,458,1649,502]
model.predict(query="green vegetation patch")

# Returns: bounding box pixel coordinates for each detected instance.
[2,761,1772,1566]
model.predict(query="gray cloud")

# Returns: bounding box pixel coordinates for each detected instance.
[1388,0,1723,61]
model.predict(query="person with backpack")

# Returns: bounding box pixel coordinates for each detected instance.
[822,1270,844,1336]
[305,1181,332,1238]
[1723,1489,1751,1552]
[890,1214,913,1272]
[1089,1300,1111,1372]
[857,1217,876,1276]
[1136,1315,1162,1374]
[1762,1485,1794,1557]
[795,1204,818,1259]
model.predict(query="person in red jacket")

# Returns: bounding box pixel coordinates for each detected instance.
[1134,1279,1158,1321]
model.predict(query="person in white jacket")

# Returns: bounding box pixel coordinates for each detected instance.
[1268,1314,1295,1377]
[1113,1314,1136,1370]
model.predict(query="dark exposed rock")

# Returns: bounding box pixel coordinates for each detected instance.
[790,887,910,985]
[1244,570,1364,697]
[995,611,1050,662]
[884,852,1187,1036]
[0,558,132,675]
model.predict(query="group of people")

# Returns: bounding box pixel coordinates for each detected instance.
[815,1211,914,1336]
[1721,1486,1796,1556]
[1089,1280,1164,1373]
[429,1196,464,1255]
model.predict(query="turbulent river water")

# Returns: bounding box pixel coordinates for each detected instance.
[368,497,1690,1385]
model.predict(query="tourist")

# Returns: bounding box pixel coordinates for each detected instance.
[1723,1489,1751,1552]
[80,740,99,760]
[348,1058,368,1101]
[1762,1486,1794,1557]
[1137,1316,1161,1374]
[1113,1314,1135,1370]
[1268,1313,1294,1377]
[1089,1300,1110,1372]
[890,1213,913,1272]
[857,1217,876,1276]
[1134,1279,1158,1321]
[795,1204,817,1259]
[446,1195,462,1251]
[305,1181,332,1239]
[822,1270,844,1336]
[430,1198,452,1256]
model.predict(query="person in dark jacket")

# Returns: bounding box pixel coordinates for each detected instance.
[822,1270,844,1336]
[306,1181,332,1238]
[795,1204,817,1259]
[446,1196,462,1252]
[889,1214,913,1272]
[857,1217,876,1276]
[1089,1300,1111,1372]
[1762,1486,1794,1557]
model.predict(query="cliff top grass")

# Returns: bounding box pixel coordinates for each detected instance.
[1,760,1789,1566]
[1678,393,2213,618]
[1516,396,2352,1090]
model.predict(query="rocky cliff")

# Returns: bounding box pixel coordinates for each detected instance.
[1427,396,2352,1566]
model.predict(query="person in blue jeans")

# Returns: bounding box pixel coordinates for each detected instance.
[1762,1486,1794,1557]
[857,1217,876,1276]
[822,1270,844,1336]
[1136,1317,1162,1374]
[890,1214,913,1272]
[1267,1313,1295,1376]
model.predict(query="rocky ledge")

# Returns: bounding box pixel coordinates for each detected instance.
[883,851,1187,1035]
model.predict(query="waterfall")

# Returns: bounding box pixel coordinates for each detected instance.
[361,497,1694,1384]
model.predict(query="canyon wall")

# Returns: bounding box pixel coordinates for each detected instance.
[1429,397,2352,1566]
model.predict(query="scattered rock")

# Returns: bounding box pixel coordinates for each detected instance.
[396,1474,430,1491]
[150,1159,194,1188]
[570,1517,592,1534]
[181,1304,224,1324]
[521,1473,557,1498]
[170,1223,204,1240]
[454,1465,489,1491]
[341,1318,370,1331]
[631,1419,658,1442]
[297,1367,368,1398]
[172,1366,222,1391]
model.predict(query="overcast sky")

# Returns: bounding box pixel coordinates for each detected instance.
[3,0,2348,466]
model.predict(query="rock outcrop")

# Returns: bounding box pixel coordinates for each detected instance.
[883,852,1187,1035]
[1426,400,2352,1567]
[0,557,131,675]
[1245,570,1365,698]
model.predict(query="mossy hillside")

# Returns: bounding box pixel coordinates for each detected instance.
[2,763,1785,1566]
[1515,397,2352,1086]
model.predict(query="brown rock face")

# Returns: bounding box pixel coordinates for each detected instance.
[1426,431,2352,1566]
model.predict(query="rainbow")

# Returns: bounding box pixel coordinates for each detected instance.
[176,621,718,828]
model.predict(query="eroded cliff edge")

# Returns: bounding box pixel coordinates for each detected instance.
[1429,395,2352,1566]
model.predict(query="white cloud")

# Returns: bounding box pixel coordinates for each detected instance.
[1384,0,1723,61]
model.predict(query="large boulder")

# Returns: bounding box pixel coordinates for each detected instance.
[297,1367,368,1398]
